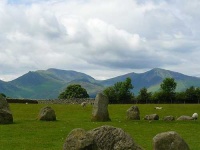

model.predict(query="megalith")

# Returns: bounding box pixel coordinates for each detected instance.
[0,97,13,124]
[88,125,144,150]
[153,131,190,150]
[38,106,56,121]
[127,105,140,120]
[63,128,97,150]
[91,93,110,122]
[63,125,144,150]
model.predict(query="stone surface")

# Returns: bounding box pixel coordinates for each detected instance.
[127,105,140,120]
[88,125,144,150]
[0,97,10,110]
[63,128,97,150]
[144,114,159,120]
[0,109,13,124]
[38,106,56,121]
[177,115,194,121]
[153,131,190,150]
[163,115,175,121]
[0,97,13,124]
[91,93,110,122]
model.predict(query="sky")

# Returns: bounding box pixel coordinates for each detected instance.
[0,0,200,81]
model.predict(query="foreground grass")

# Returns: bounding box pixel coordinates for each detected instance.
[0,104,199,150]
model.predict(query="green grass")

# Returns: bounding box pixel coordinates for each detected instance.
[0,104,200,150]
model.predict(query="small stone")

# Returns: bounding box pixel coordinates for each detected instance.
[127,105,140,120]
[144,114,159,120]
[38,106,56,121]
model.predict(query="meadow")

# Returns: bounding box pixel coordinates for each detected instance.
[0,103,199,150]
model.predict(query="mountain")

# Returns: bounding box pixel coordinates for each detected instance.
[100,68,200,94]
[1,68,200,99]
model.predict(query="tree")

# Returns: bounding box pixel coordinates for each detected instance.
[185,86,198,103]
[103,77,134,103]
[0,93,6,98]
[137,87,152,104]
[58,84,89,99]
[160,78,177,103]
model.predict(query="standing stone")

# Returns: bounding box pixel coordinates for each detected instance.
[0,97,13,124]
[144,114,159,120]
[38,106,56,121]
[0,97,10,110]
[127,105,140,120]
[88,125,144,150]
[63,128,97,150]
[153,131,190,150]
[91,93,110,122]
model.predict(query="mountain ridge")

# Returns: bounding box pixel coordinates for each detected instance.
[1,68,200,99]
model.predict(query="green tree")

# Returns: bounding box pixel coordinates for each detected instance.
[103,77,134,103]
[0,93,6,98]
[185,86,198,103]
[137,87,152,104]
[58,84,89,99]
[160,78,177,103]
[175,91,186,103]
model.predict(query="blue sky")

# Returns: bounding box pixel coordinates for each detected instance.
[0,0,200,81]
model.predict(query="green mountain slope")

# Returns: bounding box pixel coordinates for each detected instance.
[1,68,200,99]
[100,68,200,94]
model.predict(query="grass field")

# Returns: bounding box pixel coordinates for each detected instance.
[0,103,199,150]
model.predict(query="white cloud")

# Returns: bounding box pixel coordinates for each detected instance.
[0,0,200,81]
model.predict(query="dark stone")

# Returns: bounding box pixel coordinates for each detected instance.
[144,114,159,120]
[0,109,13,124]
[0,97,13,124]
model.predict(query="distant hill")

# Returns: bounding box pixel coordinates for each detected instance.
[100,68,200,94]
[1,68,200,99]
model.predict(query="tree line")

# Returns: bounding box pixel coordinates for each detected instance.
[103,77,200,104]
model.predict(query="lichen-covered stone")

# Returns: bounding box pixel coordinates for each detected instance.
[91,93,110,122]
[153,131,190,150]
[63,128,97,150]
[127,105,140,120]
[88,125,144,150]
[144,114,159,120]
[163,115,175,121]
[38,106,56,121]
[0,97,13,124]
